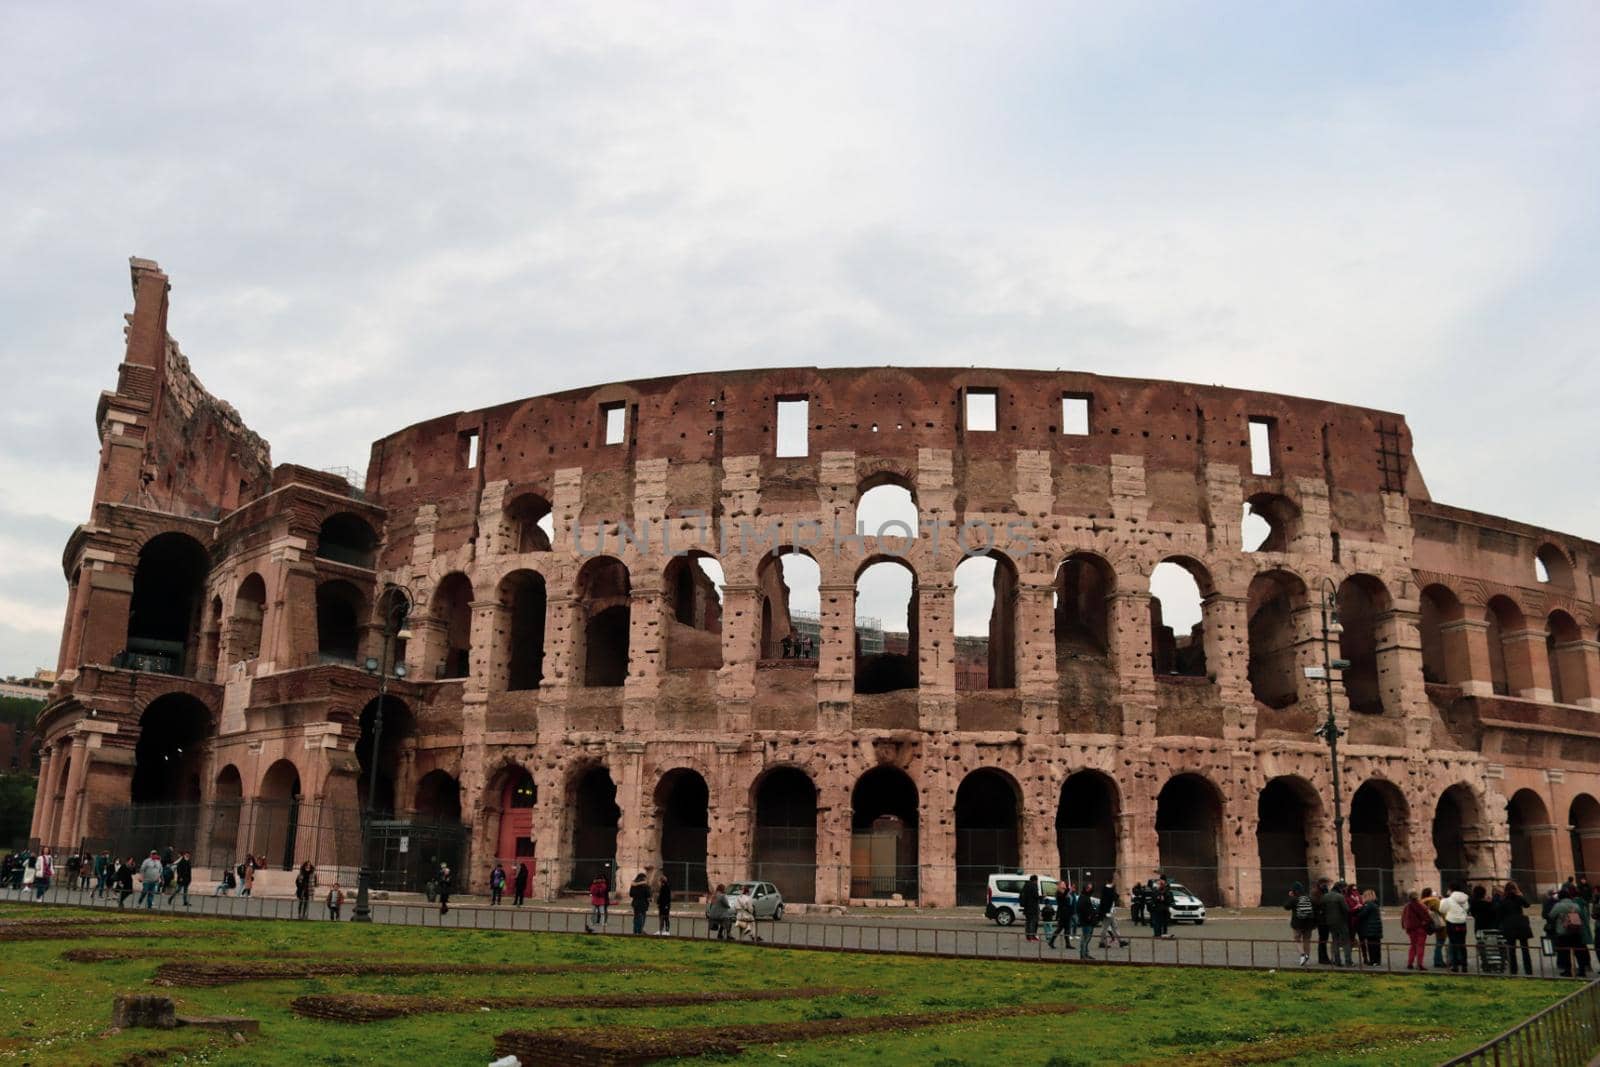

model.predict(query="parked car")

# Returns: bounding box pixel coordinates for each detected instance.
[984,873,1060,926]
[1166,882,1207,924]
[726,880,784,919]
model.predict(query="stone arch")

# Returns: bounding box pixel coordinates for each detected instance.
[1150,556,1212,678]
[1535,542,1574,588]
[654,768,710,893]
[954,768,1022,904]
[130,692,209,807]
[1242,492,1302,553]
[257,758,302,871]
[1508,788,1558,891]
[127,531,210,677]
[855,473,920,542]
[756,548,821,661]
[850,765,919,900]
[1247,568,1308,709]
[356,694,415,817]
[315,579,365,664]
[484,762,538,865]
[316,512,378,568]
[231,573,267,664]
[854,556,918,694]
[1432,782,1482,889]
[504,492,554,553]
[662,552,724,670]
[1570,795,1600,883]
[1418,583,1466,686]
[208,764,244,865]
[1054,553,1116,713]
[497,569,547,691]
[1257,775,1324,904]
[751,765,818,903]
[376,585,413,672]
[1547,610,1585,706]
[576,556,631,687]
[431,572,474,679]
[566,762,620,890]
[1337,574,1392,714]
[1156,772,1225,904]
[1352,778,1408,902]
[953,550,1019,690]
[1484,595,1527,697]
[414,769,462,823]
[1056,769,1119,883]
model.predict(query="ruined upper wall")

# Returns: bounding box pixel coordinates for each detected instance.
[93,259,272,520]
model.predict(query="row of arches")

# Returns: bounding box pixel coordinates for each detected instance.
[1419,585,1595,705]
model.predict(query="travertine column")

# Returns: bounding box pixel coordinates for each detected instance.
[56,735,91,848]
[30,749,53,841]
[816,583,855,728]
[918,580,955,732]
[1553,639,1600,709]
[1108,590,1155,737]
[1502,628,1552,701]
[1448,617,1494,696]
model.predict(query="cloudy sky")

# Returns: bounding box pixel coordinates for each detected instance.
[2,2,1598,676]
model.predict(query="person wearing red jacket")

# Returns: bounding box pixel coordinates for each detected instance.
[1401,891,1432,969]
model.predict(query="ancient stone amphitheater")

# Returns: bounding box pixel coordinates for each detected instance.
[28,258,1600,906]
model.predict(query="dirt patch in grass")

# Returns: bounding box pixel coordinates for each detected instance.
[293,986,884,1022]
[495,1002,1123,1064]
[155,960,684,987]
[0,925,195,943]
[0,915,130,928]
[64,948,317,963]
[1131,1023,1449,1066]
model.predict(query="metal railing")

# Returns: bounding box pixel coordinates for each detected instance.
[1442,976,1600,1065]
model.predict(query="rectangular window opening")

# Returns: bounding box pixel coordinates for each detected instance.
[1248,417,1274,476]
[776,397,809,457]
[602,403,627,446]
[460,429,480,470]
[1062,394,1091,436]
[966,388,997,432]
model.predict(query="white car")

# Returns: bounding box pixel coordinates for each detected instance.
[726,880,784,920]
[1165,882,1207,924]
[984,873,1060,926]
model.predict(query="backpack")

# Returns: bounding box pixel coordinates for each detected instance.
[1294,894,1314,922]
[1563,908,1585,933]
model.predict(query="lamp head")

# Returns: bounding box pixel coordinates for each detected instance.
[364,657,380,673]
[393,663,408,679]
[396,627,413,642]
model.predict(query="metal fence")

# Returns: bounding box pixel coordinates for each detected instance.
[1443,977,1600,1066]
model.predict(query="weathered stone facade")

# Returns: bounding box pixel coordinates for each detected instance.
[28,258,1600,906]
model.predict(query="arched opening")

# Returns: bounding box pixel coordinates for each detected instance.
[1547,611,1584,706]
[315,579,364,664]
[1571,795,1600,883]
[127,532,209,676]
[208,764,243,865]
[414,769,462,823]
[231,573,266,664]
[377,586,412,672]
[1535,543,1573,587]
[257,758,302,871]
[854,558,918,693]
[1247,570,1307,709]
[1352,780,1406,904]
[490,766,538,864]
[577,557,631,687]
[568,765,621,890]
[1156,773,1223,904]
[1432,784,1479,890]
[752,767,817,903]
[757,550,821,660]
[432,573,474,679]
[1055,554,1115,710]
[1241,493,1301,553]
[316,512,378,568]
[1257,776,1320,905]
[850,766,918,900]
[953,552,1018,690]
[355,695,415,817]
[1418,584,1466,685]
[1056,770,1119,884]
[663,553,724,670]
[1484,597,1526,697]
[505,492,554,553]
[499,570,547,691]
[130,693,209,806]
[855,477,920,541]
[954,769,1021,903]
[655,769,710,893]
[1337,575,1390,714]
[1150,559,1209,678]
[1508,788,1557,891]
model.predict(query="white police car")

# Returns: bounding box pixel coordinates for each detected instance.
[984,873,1059,926]
[1164,882,1207,924]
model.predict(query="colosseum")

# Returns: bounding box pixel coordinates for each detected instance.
[27,257,1600,907]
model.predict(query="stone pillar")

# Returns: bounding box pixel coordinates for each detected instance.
[816,582,855,728]
[613,744,649,882]
[707,743,745,888]
[78,568,134,668]
[1293,603,1349,721]
[919,770,955,907]
[1015,579,1058,692]
[475,599,511,693]
[1554,639,1600,710]
[816,784,851,906]
[29,748,52,841]
[917,580,955,732]
[1449,617,1494,697]
[716,583,761,703]
[1203,593,1253,738]
[1502,628,1551,701]
[541,594,578,695]
[624,584,665,698]
[1107,590,1155,737]
[56,735,92,849]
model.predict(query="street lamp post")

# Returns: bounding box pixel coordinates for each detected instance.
[352,588,411,923]
[1313,577,1352,885]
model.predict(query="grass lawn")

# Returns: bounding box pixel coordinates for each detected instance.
[0,902,1567,1065]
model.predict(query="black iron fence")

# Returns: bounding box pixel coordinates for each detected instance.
[1442,977,1600,1066]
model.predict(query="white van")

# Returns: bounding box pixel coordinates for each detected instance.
[983,873,1059,926]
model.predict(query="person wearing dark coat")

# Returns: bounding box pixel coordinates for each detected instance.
[436,864,453,915]
[1046,881,1073,949]
[629,872,651,934]
[1469,884,1496,934]
[513,862,529,906]
[1355,889,1384,966]
[655,872,673,935]
[1323,880,1354,966]
[1020,875,1042,942]
[1074,884,1099,960]
[1312,879,1331,964]
[1498,881,1536,975]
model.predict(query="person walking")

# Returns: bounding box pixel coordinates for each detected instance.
[436,863,453,915]
[115,857,135,908]
[1356,888,1384,966]
[706,883,731,939]
[1420,887,1446,968]
[32,848,53,901]
[1020,874,1042,943]
[95,850,111,898]
[513,861,529,906]
[587,871,610,931]
[1441,883,1471,973]
[1075,882,1099,960]
[138,851,163,909]
[1286,882,1315,965]
[1401,891,1432,970]
[1046,880,1073,949]
[629,872,651,934]
[1323,879,1354,966]
[1498,881,1536,975]
[1312,879,1331,964]
[326,882,344,920]
[241,857,255,897]
[170,851,192,907]
[656,871,673,935]
[295,861,317,919]
[489,863,506,906]
[1150,879,1174,940]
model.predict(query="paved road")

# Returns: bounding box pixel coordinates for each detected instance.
[3,884,1576,980]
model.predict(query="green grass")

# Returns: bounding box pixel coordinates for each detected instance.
[0,902,1568,1065]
